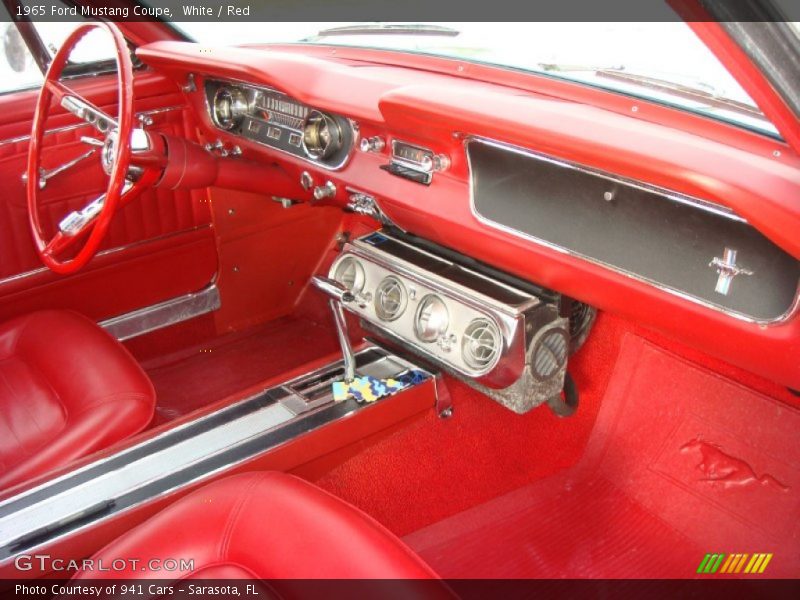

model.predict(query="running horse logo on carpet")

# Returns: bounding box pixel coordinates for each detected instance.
[680,438,789,492]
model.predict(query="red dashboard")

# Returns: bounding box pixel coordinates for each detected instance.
[136,41,800,391]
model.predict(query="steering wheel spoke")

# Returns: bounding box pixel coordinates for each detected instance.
[59,90,119,134]
[43,231,77,259]
[58,181,134,238]
[44,79,70,103]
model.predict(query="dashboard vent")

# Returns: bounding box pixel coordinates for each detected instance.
[374,276,407,321]
[333,257,365,293]
[462,318,501,371]
[532,328,569,380]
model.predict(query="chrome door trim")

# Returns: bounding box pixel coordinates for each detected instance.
[0,105,184,147]
[465,136,800,327]
[99,283,221,341]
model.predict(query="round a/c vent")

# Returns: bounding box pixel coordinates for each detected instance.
[414,294,449,343]
[333,256,365,294]
[462,318,501,371]
[374,276,407,321]
[532,328,569,380]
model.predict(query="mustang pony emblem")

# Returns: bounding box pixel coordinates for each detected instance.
[680,438,788,492]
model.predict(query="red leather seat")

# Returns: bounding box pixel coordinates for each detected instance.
[0,310,155,490]
[74,472,440,579]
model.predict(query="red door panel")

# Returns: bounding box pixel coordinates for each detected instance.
[0,71,217,322]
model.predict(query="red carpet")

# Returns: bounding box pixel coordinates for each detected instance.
[144,316,341,423]
[311,311,624,536]
[404,334,800,578]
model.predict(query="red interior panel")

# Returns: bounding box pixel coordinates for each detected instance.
[0,71,217,321]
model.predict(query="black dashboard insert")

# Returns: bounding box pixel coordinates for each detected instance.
[468,138,799,322]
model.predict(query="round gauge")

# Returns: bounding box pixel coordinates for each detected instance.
[333,256,365,294]
[302,110,343,160]
[374,276,407,322]
[414,295,450,343]
[212,87,248,130]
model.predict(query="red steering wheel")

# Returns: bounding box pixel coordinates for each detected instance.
[27,22,134,275]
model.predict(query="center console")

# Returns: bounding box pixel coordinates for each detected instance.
[0,344,434,574]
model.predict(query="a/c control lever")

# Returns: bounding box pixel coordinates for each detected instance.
[311,276,356,383]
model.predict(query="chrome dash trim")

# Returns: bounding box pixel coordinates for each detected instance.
[465,136,800,326]
[202,77,358,171]
[349,241,537,318]
[0,105,184,147]
[99,283,221,341]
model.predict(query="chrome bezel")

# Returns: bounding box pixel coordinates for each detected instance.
[390,139,434,171]
[203,77,357,171]
[211,86,248,130]
[301,109,343,161]
[374,276,408,322]
[461,317,502,371]
[414,294,450,343]
[333,256,366,294]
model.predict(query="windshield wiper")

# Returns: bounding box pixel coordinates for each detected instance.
[537,63,765,121]
[313,24,460,38]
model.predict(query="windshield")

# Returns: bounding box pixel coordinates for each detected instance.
[176,22,779,137]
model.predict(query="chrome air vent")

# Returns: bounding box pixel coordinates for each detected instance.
[374,276,407,321]
[462,318,501,371]
[333,256,365,293]
[414,295,450,343]
[330,230,579,415]
[532,328,569,380]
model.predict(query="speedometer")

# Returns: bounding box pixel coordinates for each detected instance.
[254,91,309,130]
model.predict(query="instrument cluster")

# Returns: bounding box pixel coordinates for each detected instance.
[205,79,355,169]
